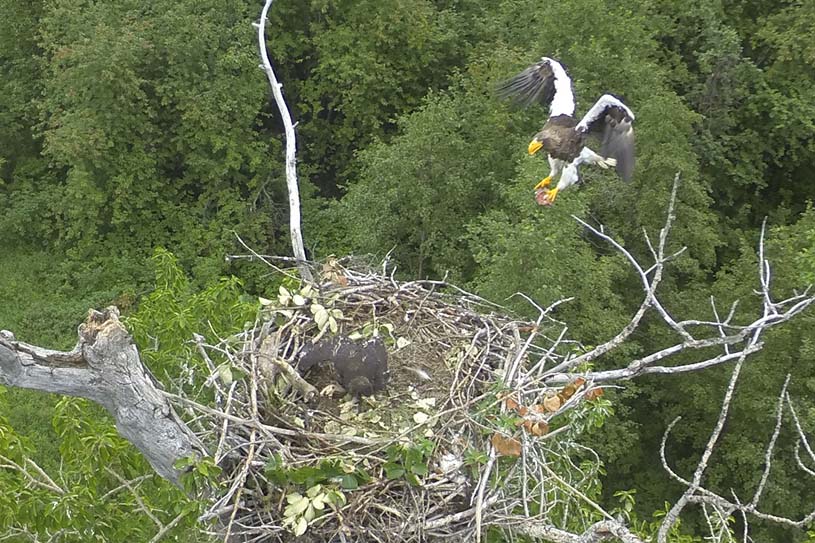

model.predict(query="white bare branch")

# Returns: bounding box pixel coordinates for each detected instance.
[660,375,815,539]
[658,354,746,542]
[256,0,314,284]
[544,173,687,378]
[787,392,815,477]
[544,175,815,386]
[515,519,645,543]
[0,309,204,485]
[749,374,790,508]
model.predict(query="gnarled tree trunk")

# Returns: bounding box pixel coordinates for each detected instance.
[0,307,203,485]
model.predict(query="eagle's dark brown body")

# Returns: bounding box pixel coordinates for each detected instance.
[498,56,636,202]
[535,115,586,162]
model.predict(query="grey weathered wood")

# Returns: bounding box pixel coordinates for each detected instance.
[255,0,314,284]
[0,307,204,486]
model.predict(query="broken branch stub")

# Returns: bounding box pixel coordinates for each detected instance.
[0,307,204,486]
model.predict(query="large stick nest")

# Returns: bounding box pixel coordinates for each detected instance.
[176,258,607,542]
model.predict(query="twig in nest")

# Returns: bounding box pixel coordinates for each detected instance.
[258,335,317,401]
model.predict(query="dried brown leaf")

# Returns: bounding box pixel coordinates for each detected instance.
[530,404,547,415]
[559,384,577,401]
[530,422,550,436]
[491,433,522,457]
[543,395,562,413]
[585,388,604,400]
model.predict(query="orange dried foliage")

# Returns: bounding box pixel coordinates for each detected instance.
[543,395,562,412]
[530,404,547,415]
[530,422,549,436]
[585,388,604,400]
[491,433,522,457]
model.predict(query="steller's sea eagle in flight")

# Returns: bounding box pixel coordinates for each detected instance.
[498,57,635,205]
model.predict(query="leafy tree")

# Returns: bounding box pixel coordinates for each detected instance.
[324,58,527,278]
[289,0,467,193]
[1,0,287,285]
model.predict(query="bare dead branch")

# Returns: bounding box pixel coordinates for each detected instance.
[660,375,815,539]
[544,177,815,387]
[787,392,815,477]
[515,519,645,543]
[657,353,747,543]
[749,375,790,508]
[257,335,317,401]
[547,341,763,384]
[545,173,687,377]
[0,308,204,485]
[255,0,313,284]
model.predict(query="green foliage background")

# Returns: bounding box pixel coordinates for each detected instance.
[1,0,814,540]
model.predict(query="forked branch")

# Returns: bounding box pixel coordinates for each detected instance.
[659,375,815,540]
[543,173,815,385]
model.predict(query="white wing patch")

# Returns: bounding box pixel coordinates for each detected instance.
[555,147,617,191]
[541,57,575,117]
[576,94,634,131]
[575,147,616,168]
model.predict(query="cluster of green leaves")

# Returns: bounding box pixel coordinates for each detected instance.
[127,248,258,395]
[382,439,435,486]
[0,392,200,541]
[263,455,366,536]
[265,453,370,491]
[282,484,347,537]
[175,454,223,498]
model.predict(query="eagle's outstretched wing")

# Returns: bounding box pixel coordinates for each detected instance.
[577,94,635,181]
[497,57,575,117]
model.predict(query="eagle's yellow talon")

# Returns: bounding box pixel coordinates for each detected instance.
[534,176,552,190]
[546,188,559,203]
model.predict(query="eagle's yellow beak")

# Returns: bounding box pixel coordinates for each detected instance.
[528,140,543,155]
